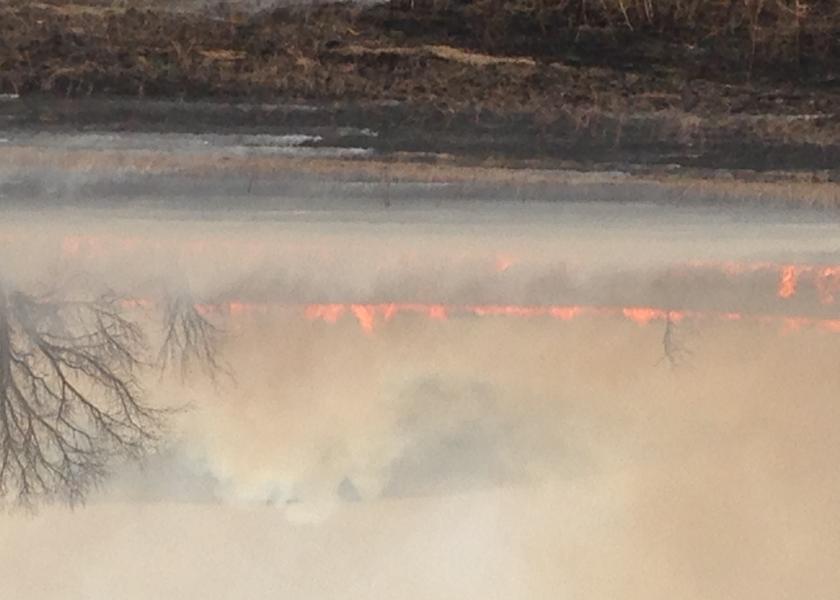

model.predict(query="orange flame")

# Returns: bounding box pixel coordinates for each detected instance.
[299,301,840,336]
[100,296,840,337]
[304,303,345,323]
[815,267,840,304]
[53,234,840,303]
[778,266,798,299]
[40,234,840,333]
[622,307,666,325]
[427,305,448,320]
[379,303,398,322]
[781,316,812,333]
[819,319,840,333]
[350,304,377,334]
[549,306,583,320]
[194,303,215,316]
[470,305,544,317]
[226,301,269,316]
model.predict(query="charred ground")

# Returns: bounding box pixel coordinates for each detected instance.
[3,0,840,173]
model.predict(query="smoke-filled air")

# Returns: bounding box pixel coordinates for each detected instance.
[0,202,838,600]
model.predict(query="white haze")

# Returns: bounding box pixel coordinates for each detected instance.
[1,203,839,600]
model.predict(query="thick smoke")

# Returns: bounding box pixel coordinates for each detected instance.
[1,208,839,599]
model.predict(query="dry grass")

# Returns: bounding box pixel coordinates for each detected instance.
[408,0,840,70]
[2,0,840,172]
[338,43,538,67]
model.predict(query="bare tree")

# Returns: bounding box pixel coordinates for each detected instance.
[0,282,162,505]
[157,292,228,384]
[657,312,692,369]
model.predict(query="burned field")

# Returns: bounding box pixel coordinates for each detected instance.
[3,0,840,171]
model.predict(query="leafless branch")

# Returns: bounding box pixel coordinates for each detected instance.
[656,312,692,369]
[157,293,229,384]
[0,283,163,505]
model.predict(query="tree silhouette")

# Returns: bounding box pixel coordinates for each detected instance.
[657,312,692,369]
[0,282,163,505]
[157,291,227,383]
